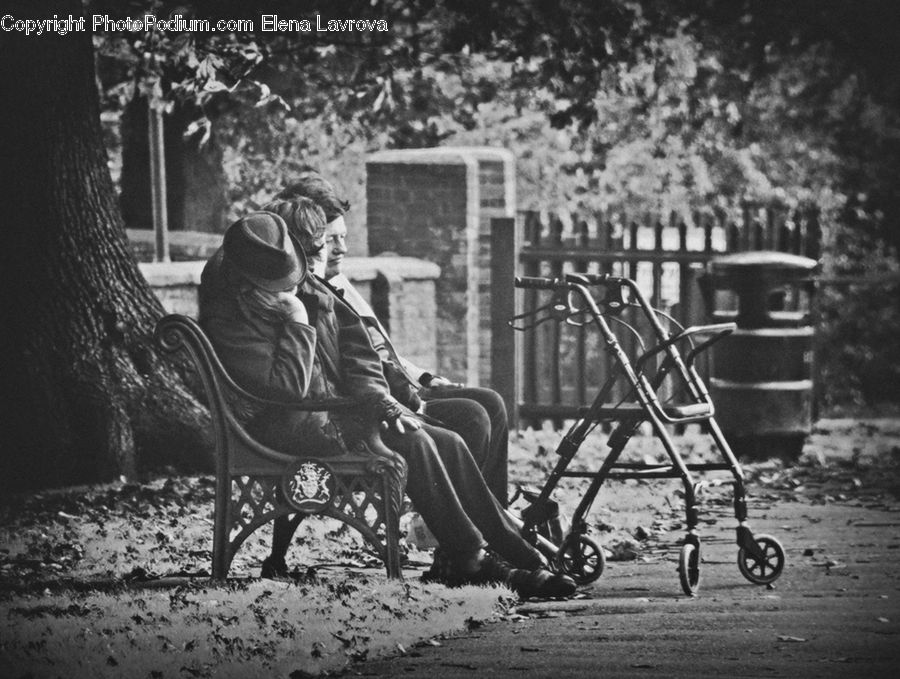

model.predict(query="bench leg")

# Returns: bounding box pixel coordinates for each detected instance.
[382,474,403,579]
[212,473,232,581]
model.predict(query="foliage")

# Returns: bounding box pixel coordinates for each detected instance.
[90,1,879,225]
[214,19,852,223]
[215,53,576,222]
[675,0,900,248]
[217,97,380,226]
[817,240,900,407]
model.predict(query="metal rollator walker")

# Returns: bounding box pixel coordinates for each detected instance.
[508,272,786,595]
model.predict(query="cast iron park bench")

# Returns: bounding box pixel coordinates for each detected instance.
[154,314,408,580]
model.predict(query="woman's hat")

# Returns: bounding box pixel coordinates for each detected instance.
[222,212,307,292]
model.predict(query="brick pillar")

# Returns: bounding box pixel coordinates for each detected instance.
[366,148,516,387]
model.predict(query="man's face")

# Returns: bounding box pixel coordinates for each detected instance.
[324,216,348,279]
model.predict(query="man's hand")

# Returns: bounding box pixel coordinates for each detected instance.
[423,375,465,390]
[381,413,422,434]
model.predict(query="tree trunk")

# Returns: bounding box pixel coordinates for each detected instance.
[1,1,211,490]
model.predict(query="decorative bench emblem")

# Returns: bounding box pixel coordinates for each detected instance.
[284,461,335,511]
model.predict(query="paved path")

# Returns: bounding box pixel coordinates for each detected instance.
[359,494,900,678]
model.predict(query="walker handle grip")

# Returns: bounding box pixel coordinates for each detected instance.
[565,272,613,285]
[515,276,562,290]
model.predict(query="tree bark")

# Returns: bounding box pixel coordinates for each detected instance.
[1,1,211,490]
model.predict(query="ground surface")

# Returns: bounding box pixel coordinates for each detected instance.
[1,418,899,677]
[359,418,900,678]
[361,495,900,678]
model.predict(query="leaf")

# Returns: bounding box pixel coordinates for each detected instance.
[777,635,807,642]
[330,631,353,647]
[203,79,230,93]
[184,118,212,146]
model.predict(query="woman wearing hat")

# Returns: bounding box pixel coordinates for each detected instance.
[199,207,576,599]
[198,208,341,455]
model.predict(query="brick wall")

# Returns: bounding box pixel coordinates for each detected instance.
[366,148,516,386]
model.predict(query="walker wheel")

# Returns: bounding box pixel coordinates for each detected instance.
[737,534,785,585]
[678,539,701,596]
[556,534,605,585]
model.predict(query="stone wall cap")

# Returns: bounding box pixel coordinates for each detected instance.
[139,260,206,286]
[138,256,438,287]
[367,146,514,165]
[128,228,223,248]
[343,255,440,282]
[138,256,439,287]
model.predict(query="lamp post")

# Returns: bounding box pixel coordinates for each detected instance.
[148,92,170,262]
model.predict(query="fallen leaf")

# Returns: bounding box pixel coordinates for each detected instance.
[465,617,484,630]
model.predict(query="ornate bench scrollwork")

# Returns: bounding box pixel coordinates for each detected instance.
[155,314,408,579]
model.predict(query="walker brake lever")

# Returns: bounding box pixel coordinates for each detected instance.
[508,301,565,331]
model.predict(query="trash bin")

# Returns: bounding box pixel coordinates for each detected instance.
[700,251,818,460]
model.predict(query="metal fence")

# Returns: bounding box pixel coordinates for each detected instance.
[497,205,821,426]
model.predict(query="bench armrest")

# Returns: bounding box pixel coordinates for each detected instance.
[360,426,408,473]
